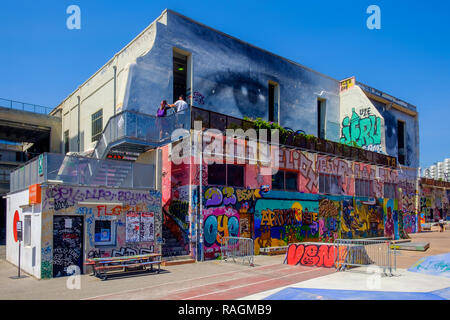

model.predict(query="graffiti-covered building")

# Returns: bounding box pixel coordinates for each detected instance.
[7,9,438,274]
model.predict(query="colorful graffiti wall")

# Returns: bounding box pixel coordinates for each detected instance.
[340,198,384,239]
[202,186,261,259]
[41,185,162,278]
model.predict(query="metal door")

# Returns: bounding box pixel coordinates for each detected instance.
[53,215,83,277]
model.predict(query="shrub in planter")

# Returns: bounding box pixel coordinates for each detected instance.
[305,135,318,150]
[342,144,352,158]
[294,134,307,148]
[325,141,335,154]
[335,142,344,157]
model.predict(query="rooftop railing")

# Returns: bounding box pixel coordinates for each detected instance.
[0,97,53,115]
[93,104,397,168]
[190,106,398,168]
[9,153,155,193]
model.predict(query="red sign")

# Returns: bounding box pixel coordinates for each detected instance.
[29,184,41,205]
[13,210,19,242]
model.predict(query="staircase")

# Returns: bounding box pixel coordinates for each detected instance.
[89,160,133,187]
[162,224,189,257]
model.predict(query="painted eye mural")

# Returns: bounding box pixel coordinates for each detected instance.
[197,71,279,119]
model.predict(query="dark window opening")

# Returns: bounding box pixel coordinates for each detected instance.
[268,83,275,122]
[207,163,244,187]
[91,109,103,142]
[397,120,405,165]
[272,170,298,191]
[318,99,326,139]
[64,130,69,154]
[173,50,188,102]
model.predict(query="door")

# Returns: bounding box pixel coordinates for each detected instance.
[53,215,83,277]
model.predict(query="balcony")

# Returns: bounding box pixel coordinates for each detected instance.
[93,109,191,159]
[91,105,397,168]
[9,153,155,193]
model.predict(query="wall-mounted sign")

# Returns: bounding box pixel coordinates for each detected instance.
[16,221,23,242]
[340,77,355,92]
[29,184,41,205]
[38,154,44,176]
[107,150,140,161]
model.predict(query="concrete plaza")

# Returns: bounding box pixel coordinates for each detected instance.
[0,228,448,300]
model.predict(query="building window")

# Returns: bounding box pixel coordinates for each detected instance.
[64,130,69,154]
[24,215,31,247]
[207,163,244,187]
[355,179,373,197]
[318,99,326,139]
[268,82,279,123]
[94,220,116,245]
[173,49,188,102]
[91,109,103,142]
[319,173,342,195]
[397,120,406,165]
[384,183,397,199]
[272,170,298,191]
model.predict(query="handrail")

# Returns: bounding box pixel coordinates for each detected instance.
[0,97,53,114]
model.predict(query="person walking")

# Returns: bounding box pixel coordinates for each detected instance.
[439,210,445,232]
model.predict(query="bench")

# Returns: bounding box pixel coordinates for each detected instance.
[84,253,162,280]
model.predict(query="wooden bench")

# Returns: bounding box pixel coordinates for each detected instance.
[84,253,162,280]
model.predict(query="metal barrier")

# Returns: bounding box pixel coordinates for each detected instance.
[220,236,254,266]
[334,239,396,276]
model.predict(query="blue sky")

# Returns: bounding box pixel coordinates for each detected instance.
[0,0,449,168]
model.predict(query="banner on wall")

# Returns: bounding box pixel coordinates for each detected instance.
[126,212,141,242]
[141,212,155,242]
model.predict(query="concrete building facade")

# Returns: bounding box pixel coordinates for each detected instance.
[7,9,445,277]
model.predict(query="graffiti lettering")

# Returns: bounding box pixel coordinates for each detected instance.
[340,107,381,149]
[285,243,347,268]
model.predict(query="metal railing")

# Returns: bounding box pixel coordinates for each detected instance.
[0,97,53,114]
[334,238,396,276]
[9,152,155,193]
[220,236,254,266]
[93,108,191,159]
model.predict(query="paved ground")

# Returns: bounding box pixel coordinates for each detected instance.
[0,253,332,300]
[241,228,450,300]
[0,228,448,300]
[394,227,450,268]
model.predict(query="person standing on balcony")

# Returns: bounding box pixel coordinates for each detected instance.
[156,100,168,117]
[156,100,168,140]
[168,94,188,113]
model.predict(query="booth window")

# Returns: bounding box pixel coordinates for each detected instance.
[24,215,31,247]
[94,220,116,245]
